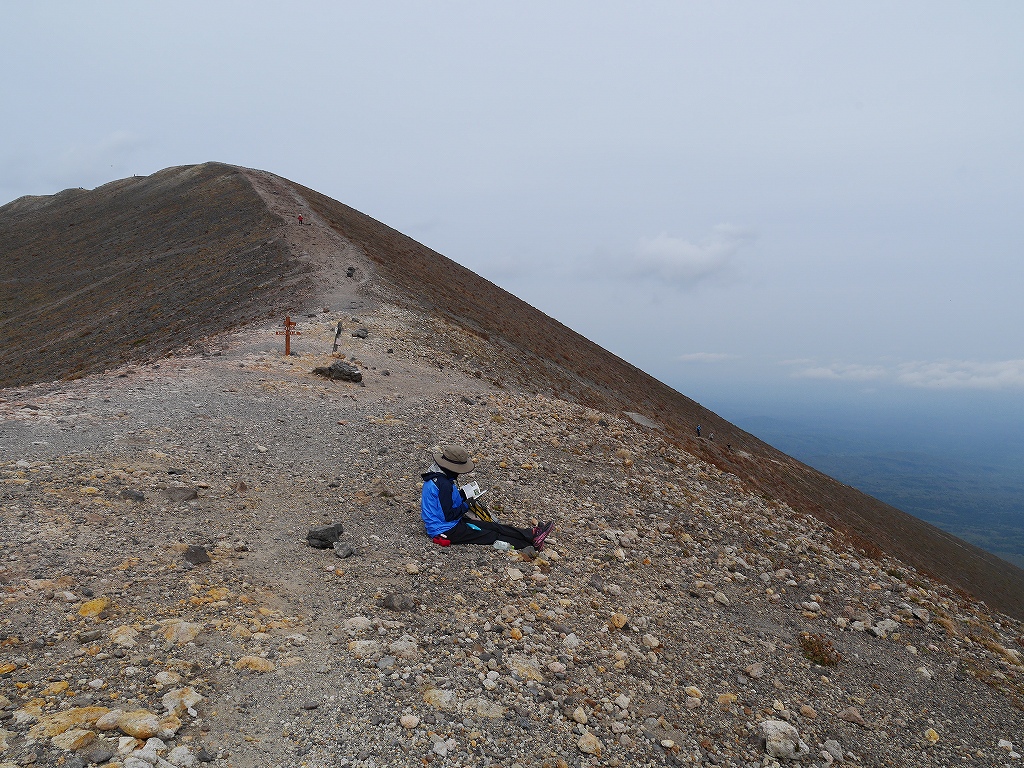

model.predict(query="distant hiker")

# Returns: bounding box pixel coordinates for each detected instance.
[709,432,715,442]
[298,214,303,225]
[421,445,553,550]
[696,425,702,438]
[332,321,344,352]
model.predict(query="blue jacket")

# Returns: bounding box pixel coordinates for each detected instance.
[421,471,467,537]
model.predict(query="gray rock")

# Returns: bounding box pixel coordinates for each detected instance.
[823,739,844,761]
[351,328,369,339]
[80,739,116,765]
[381,593,418,611]
[164,487,198,502]
[311,361,363,382]
[871,619,900,638]
[307,522,345,548]
[333,541,355,558]
[120,488,146,502]
[183,545,211,565]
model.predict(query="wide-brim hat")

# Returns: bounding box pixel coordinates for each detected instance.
[432,445,474,474]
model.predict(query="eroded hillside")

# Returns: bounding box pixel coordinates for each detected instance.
[0,163,315,388]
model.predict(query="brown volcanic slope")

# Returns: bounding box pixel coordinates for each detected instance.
[0,162,315,388]
[4,162,1024,620]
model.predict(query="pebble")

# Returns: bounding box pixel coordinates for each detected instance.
[577,730,603,755]
[838,706,867,727]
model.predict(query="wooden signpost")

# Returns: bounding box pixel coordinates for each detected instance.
[275,315,301,356]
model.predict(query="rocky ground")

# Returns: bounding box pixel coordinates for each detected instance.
[2,294,1024,768]
[3,170,1024,768]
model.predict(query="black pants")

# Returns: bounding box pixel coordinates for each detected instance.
[444,518,534,549]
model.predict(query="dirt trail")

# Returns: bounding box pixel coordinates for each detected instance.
[239,168,371,317]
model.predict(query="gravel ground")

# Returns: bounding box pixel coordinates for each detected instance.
[2,298,1024,768]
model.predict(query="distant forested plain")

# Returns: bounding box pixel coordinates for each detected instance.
[731,406,1024,570]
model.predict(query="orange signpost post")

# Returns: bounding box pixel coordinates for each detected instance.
[275,315,301,356]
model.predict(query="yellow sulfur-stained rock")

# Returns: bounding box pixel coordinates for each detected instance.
[423,688,457,711]
[78,597,110,617]
[153,670,182,688]
[718,693,738,708]
[29,706,110,738]
[508,654,544,682]
[158,713,183,738]
[41,681,69,696]
[234,656,275,672]
[608,613,628,629]
[117,710,162,739]
[925,728,940,744]
[162,687,203,716]
[462,697,505,718]
[51,727,96,751]
[118,736,144,754]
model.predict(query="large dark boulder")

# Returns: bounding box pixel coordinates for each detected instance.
[307,522,345,549]
[312,361,363,382]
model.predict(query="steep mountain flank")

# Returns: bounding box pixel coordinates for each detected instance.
[0,163,315,388]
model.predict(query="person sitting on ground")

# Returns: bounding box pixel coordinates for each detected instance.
[421,445,553,550]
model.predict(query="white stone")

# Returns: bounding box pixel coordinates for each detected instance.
[388,638,419,660]
[344,616,372,633]
[759,719,809,760]
[167,745,196,767]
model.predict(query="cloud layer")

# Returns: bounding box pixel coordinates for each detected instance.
[627,226,751,288]
[790,359,1024,390]
[678,352,739,363]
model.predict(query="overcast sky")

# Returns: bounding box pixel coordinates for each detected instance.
[3,1,1022,422]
